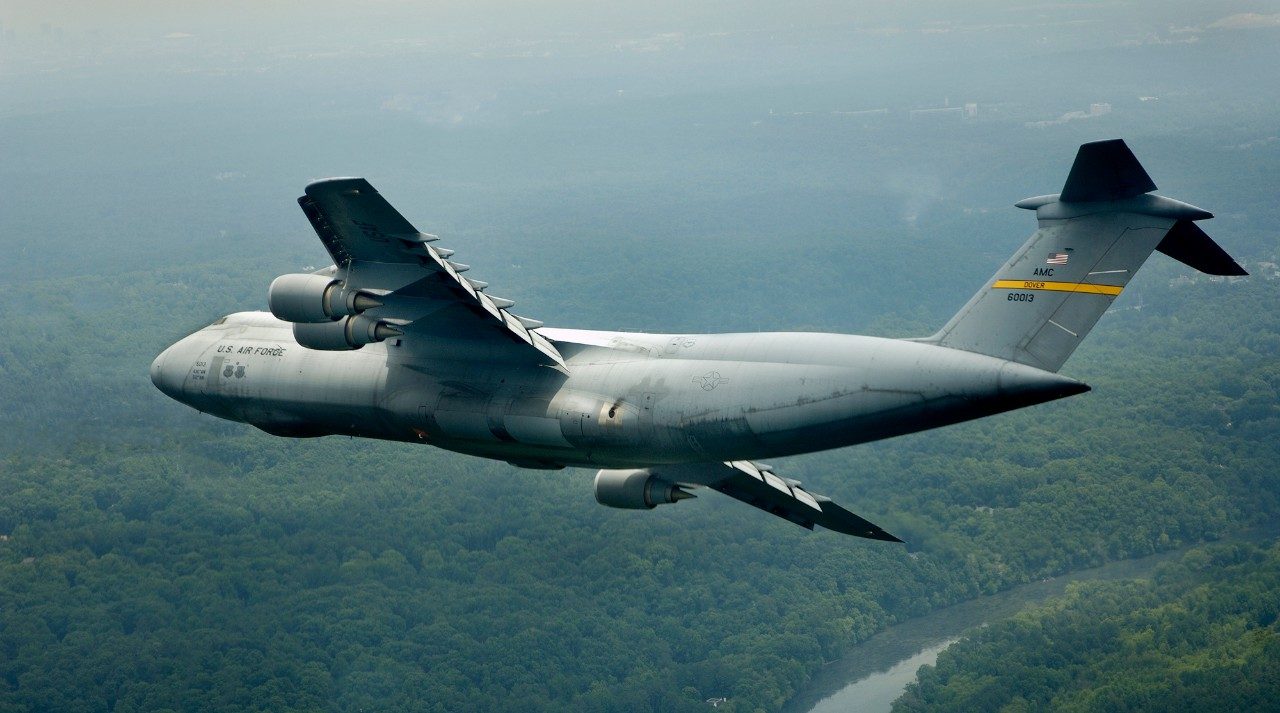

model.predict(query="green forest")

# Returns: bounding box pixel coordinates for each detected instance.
[894,541,1280,712]
[0,232,1276,712]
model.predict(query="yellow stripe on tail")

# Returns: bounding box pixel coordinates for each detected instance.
[991,280,1123,296]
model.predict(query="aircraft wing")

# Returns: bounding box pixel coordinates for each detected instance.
[298,178,565,369]
[659,461,902,541]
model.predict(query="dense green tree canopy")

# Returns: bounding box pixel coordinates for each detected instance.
[0,217,1276,711]
[894,542,1280,713]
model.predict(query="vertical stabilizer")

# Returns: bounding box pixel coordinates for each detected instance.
[924,140,1244,372]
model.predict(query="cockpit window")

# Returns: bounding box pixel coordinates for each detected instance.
[210,317,228,326]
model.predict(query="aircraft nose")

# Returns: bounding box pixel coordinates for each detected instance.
[149,348,165,386]
[150,344,184,399]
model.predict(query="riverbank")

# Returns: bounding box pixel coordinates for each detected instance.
[781,546,1193,713]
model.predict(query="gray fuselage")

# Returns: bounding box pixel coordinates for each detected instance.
[151,312,1087,469]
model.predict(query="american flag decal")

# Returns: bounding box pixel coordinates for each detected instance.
[1046,252,1070,265]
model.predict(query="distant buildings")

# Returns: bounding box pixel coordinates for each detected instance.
[775,101,988,124]
[909,106,964,120]
[831,108,890,117]
[1025,101,1114,128]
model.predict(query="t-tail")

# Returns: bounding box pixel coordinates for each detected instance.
[925,139,1246,372]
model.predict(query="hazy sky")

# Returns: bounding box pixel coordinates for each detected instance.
[2,0,1276,293]
[6,1,1278,39]
[6,1,1279,105]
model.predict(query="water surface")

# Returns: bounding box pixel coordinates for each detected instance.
[783,547,1189,713]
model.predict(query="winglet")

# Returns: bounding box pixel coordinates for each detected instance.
[1059,139,1157,202]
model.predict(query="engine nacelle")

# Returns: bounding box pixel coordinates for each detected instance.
[268,273,382,323]
[594,468,693,510]
[293,315,404,351]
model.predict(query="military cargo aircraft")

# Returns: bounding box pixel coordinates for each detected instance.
[151,140,1245,541]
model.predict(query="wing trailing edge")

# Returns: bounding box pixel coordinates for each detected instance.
[656,460,902,542]
[295,178,567,371]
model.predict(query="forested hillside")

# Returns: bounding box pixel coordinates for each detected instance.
[0,247,1275,711]
[894,541,1280,712]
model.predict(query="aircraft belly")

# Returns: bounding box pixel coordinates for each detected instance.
[504,414,574,448]
[375,357,576,452]
[546,358,912,464]
[617,343,1051,461]
[665,362,905,458]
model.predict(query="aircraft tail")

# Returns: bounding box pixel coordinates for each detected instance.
[924,139,1246,373]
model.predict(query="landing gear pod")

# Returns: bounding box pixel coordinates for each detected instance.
[594,469,695,509]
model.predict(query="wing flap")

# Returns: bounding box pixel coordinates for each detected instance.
[659,461,902,542]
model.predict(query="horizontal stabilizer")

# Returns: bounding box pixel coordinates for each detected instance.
[1156,220,1248,276]
[1059,139,1157,202]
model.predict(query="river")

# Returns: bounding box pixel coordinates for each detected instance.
[781,546,1191,713]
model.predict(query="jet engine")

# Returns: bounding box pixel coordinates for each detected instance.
[293,315,403,351]
[593,468,694,509]
[268,273,383,323]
